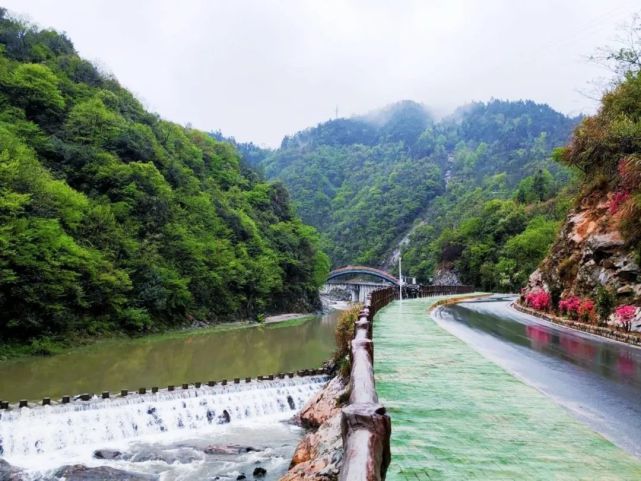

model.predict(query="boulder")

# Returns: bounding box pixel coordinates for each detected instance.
[126,447,203,464]
[93,449,122,460]
[203,444,257,455]
[252,467,266,478]
[53,465,157,481]
[0,459,23,481]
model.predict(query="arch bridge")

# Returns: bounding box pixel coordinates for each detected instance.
[322,265,399,303]
[326,265,400,286]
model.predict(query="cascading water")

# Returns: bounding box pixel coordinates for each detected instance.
[0,375,327,477]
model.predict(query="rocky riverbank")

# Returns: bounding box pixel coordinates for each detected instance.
[279,376,347,481]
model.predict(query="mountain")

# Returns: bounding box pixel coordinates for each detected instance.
[0,10,329,347]
[246,98,580,289]
[523,69,641,312]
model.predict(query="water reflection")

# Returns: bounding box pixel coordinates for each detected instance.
[0,310,341,403]
[446,299,641,388]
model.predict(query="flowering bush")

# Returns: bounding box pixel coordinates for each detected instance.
[578,298,596,322]
[524,289,551,311]
[559,296,597,322]
[559,296,581,319]
[614,305,637,331]
[608,190,630,215]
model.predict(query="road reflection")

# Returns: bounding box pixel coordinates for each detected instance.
[434,296,641,458]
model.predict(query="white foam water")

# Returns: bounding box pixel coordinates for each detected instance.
[0,375,327,471]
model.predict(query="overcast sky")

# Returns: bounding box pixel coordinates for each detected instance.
[3,0,639,146]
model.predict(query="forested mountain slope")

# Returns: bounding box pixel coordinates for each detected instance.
[0,10,328,347]
[245,99,580,289]
[524,68,641,309]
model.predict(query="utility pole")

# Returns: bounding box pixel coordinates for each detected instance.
[399,255,403,301]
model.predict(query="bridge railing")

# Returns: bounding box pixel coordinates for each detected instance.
[339,284,474,481]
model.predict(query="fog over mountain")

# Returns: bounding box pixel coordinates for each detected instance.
[2,0,639,146]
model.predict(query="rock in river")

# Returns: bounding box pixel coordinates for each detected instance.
[0,459,24,481]
[53,465,158,481]
[252,467,267,477]
[203,444,257,455]
[93,449,123,460]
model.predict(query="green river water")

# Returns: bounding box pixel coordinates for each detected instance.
[374,298,641,481]
[0,312,339,403]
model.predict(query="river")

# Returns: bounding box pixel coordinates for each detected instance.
[0,310,341,404]
[0,307,342,480]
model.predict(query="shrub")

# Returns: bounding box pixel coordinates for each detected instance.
[524,289,551,311]
[558,296,597,323]
[559,296,581,319]
[596,286,616,323]
[29,337,64,356]
[334,305,362,376]
[578,298,596,322]
[614,305,637,331]
[558,256,578,282]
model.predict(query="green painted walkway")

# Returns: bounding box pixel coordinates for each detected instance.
[374,298,641,481]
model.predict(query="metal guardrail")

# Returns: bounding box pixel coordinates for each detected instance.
[339,284,474,481]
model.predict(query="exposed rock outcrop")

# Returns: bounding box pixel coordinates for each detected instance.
[279,376,347,481]
[525,191,641,306]
[431,263,462,286]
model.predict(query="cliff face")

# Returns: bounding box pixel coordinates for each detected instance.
[526,190,641,304]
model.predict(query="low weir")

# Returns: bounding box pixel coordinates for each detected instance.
[0,373,327,463]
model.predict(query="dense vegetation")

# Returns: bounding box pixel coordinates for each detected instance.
[401,169,575,291]
[559,67,641,257]
[0,10,328,349]
[520,43,641,322]
[244,100,579,289]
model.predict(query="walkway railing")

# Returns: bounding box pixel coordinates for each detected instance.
[340,284,474,481]
[339,288,393,481]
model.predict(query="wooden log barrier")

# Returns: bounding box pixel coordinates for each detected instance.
[339,289,393,481]
[339,285,472,480]
[340,403,391,481]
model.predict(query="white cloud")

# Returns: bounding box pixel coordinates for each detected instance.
[3,0,639,146]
